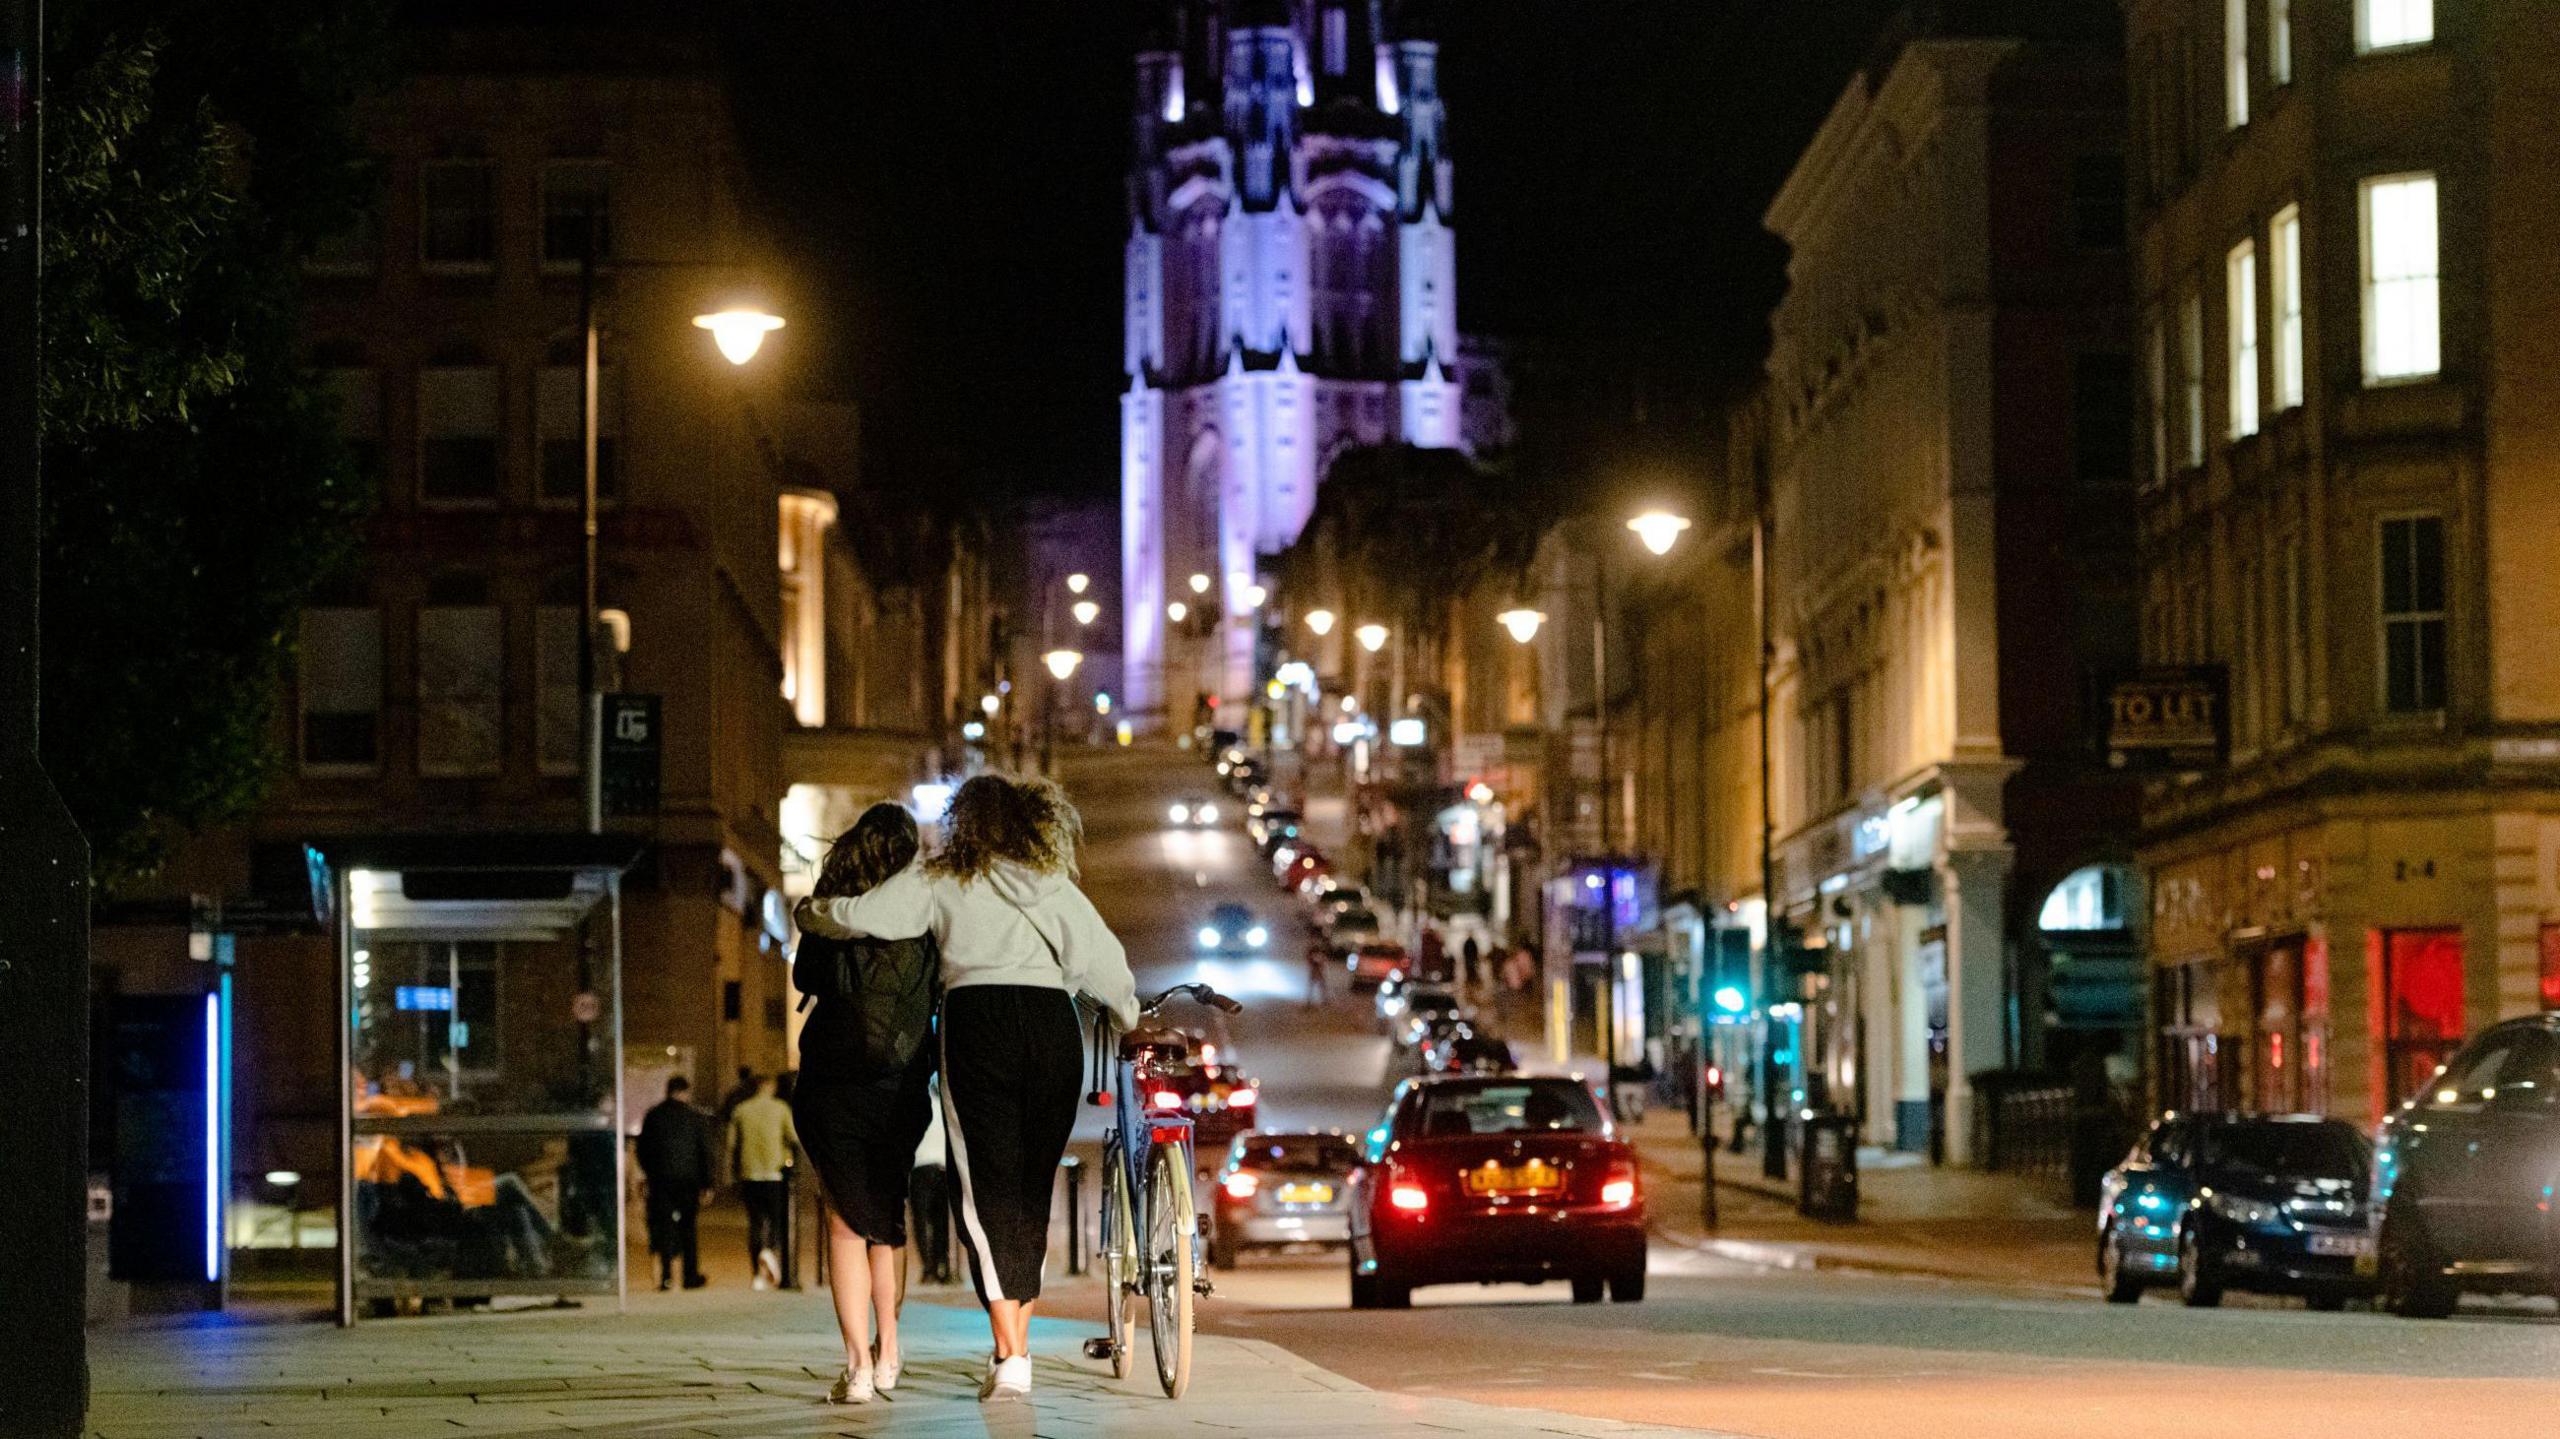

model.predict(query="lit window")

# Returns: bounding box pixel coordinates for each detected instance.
[2361,174,2441,384]
[2357,0,2432,52]
[2270,205,2304,410]
[2227,240,2260,439]
[2379,515,2445,713]
[2179,286,2205,468]
[2226,0,2249,128]
[2269,0,2292,84]
[299,608,382,773]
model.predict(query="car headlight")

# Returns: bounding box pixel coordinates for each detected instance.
[1169,803,1190,823]
[1245,926,1268,947]
[1197,803,1218,823]
[2207,1193,2283,1225]
[1198,926,1221,947]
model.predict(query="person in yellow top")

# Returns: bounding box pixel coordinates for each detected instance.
[726,1075,803,1290]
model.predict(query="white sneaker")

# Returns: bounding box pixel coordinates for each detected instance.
[827,1365,876,1405]
[872,1344,900,1394]
[756,1248,782,1286]
[751,1274,770,1292]
[978,1355,1032,1402]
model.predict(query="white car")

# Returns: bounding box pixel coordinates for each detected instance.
[1167,794,1222,828]
[1325,906,1383,950]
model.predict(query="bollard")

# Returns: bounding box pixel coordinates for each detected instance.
[1061,1156,1086,1276]
[1700,1118,1719,1232]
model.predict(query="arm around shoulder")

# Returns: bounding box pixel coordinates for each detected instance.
[792,864,935,941]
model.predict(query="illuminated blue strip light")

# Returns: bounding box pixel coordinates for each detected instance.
[204,976,232,1285]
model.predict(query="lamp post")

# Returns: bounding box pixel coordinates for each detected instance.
[1041,648,1082,774]
[1500,509,1691,1118]
[572,215,781,832]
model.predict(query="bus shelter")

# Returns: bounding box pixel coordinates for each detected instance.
[310,835,643,1325]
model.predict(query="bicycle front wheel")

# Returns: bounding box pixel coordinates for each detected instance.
[1144,1139,1195,1399]
[1102,1137,1137,1381]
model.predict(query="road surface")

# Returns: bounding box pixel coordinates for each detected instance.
[1049,743,2560,1438]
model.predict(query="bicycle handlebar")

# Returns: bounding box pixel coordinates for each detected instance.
[1141,982,1242,1017]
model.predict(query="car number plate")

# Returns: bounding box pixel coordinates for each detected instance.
[1463,1160,1562,1196]
[1277,1181,1334,1204]
[2307,1233,2372,1258]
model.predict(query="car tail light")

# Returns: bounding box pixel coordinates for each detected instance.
[1389,1184,1429,1212]
[1227,1086,1257,1108]
[1223,1172,1259,1200]
[1600,1159,1638,1208]
[1150,1089,1182,1110]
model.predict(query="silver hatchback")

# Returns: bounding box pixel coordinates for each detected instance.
[1209,1131,1362,1268]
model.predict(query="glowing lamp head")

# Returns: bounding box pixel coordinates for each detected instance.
[1066,572,1090,595]
[1304,608,1337,637]
[1242,583,1268,609]
[1042,648,1083,681]
[692,308,785,365]
[1354,623,1388,654]
[1188,572,1211,595]
[1167,600,1189,623]
[1497,608,1546,644]
[980,693,1001,717]
[1072,599,1101,626]
[1627,509,1692,556]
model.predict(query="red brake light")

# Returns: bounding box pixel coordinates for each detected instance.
[1227,1086,1257,1107]
[1223,1172,1259,1199]
[1389,1184,1429,1212]
[1150,1089,1182,1110]
[1601,1178,1637,1206]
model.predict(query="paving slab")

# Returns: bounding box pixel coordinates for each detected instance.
[90,1285,1737,1437]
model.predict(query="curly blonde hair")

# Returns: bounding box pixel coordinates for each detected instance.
[926,773,1083,882]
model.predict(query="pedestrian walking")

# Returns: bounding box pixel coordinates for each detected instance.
[635,1075,714,1291]
[726,1075,801,1291]
[789,802,941,1405]
[910,1083,952,1286]
[1304,939,1330,1007]
[1461,935,1481,992]
[713,1065,757,1184]
[797,772,1139,1404]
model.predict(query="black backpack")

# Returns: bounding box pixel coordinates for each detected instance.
[793,933,939,1078]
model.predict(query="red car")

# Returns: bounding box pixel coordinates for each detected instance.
[1347,1074,1644,1308]
[1145,1061,1262,1152]
[1344,940,1407,990]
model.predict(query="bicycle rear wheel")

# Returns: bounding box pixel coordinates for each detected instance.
[1102,1137,1137,1380]
[1144,1140,1195,1399]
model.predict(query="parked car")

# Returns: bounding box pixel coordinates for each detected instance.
[1404,1004,1475,1055]
[1311,884,1368,922]
[1194,901,1271,955]
[1166,793,1221,828]
[1282,850,1331,894]
[2097,1112,2374,1308]
[1347,1075,1644,1308]
[2373,1014,2560,1317]
[1210,1130,1362,1268]
[1421,1026,1516,1076]
[1226,759,1269,795]
[1345,941,1407,990]
[1248,807,1303,847]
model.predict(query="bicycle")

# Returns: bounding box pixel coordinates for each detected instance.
[1079,982,1241,1398]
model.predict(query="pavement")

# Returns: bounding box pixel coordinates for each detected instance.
[87,1286,1734,1439]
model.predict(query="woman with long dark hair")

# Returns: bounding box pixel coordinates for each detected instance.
[795,774,1138,1403]
[792,803,937,1404]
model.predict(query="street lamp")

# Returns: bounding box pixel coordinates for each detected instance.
[1066,572,1090,595]
[1304,608,1337,637]
[1041,649,1083,682]
[980,693,1001,718]
[1355,623,1389,654]
[1187,572,1211,596]
[1040,649,1083,772]
[690,308,786,366]
[1242,582,1268,609]
[1167,600,1189,623]
[1627,509,1692,557]
[1072,599,1100,627]
[1497,608,1546,644]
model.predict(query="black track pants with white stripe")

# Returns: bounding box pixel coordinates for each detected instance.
[939,985,1083,1305]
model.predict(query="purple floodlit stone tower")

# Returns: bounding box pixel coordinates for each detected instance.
[1121,0,1462,724]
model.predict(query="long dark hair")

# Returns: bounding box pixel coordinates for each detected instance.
[815,803,920,899]
[926,773,1081,882]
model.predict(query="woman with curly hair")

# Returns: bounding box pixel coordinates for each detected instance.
[794,773,1138,1403]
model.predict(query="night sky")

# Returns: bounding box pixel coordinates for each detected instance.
[726,1,1905,506]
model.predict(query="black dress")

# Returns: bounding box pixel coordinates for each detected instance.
[790,938,937,1247]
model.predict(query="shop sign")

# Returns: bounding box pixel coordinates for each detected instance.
[2106,668,2227,771]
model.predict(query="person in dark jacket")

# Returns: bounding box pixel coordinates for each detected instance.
[636,1075,715,1290]
[792,804,938,1404]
